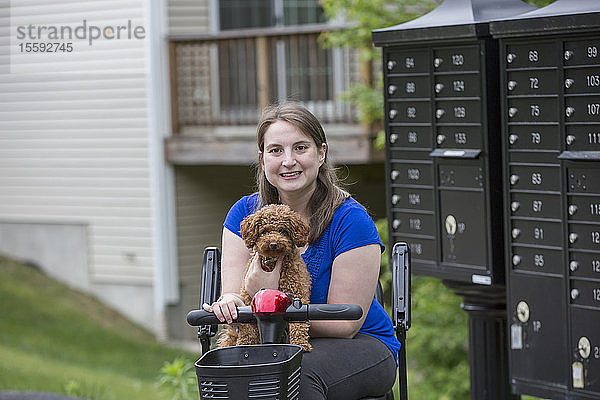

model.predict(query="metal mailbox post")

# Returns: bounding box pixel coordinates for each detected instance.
[372,1,536,399]
[490,1,600,399]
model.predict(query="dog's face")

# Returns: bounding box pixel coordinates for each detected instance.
[240,204,309,267]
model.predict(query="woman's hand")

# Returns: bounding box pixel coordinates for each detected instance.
[202,293,244,324]
[243,253,282,298]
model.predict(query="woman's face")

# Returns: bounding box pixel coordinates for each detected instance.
[261,120,326,200]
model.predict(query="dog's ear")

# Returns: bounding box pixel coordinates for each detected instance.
[240,213,259,248]
[290,213,310,247]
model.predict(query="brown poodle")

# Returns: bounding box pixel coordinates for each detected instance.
[217,204,313,351]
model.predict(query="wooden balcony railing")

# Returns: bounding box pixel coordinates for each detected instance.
[169,24,360,132]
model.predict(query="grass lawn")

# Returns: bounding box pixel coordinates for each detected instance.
[0,255,199,400]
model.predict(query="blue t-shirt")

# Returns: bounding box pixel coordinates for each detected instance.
[223,193,402,359]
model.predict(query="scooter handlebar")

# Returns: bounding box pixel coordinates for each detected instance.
[186,303,363,326]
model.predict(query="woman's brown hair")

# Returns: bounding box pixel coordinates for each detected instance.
[255,102,349,243]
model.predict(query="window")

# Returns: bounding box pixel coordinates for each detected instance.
[219,0,326,30]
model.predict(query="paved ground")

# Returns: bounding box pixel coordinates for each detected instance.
[0,392,83,400]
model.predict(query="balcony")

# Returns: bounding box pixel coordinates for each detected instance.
[165,24,381,165]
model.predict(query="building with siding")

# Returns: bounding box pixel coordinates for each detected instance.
[0,0,385,342]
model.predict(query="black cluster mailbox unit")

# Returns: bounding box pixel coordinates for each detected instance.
[373,0,600,399]
[372,1,538,398]
[372,0,536,286]
[490,1,600,399]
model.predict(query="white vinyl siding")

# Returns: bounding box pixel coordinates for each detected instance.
[0,1,153,284]
[168,0,210,36]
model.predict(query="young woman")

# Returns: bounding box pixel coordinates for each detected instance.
[203,102,400,399]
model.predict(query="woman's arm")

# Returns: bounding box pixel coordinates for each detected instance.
[202,227,250,323]
[309,243,381,339]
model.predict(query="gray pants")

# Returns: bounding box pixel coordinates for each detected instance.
[300,333,397,400]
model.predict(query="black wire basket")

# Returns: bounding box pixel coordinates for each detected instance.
[195,344,303,400]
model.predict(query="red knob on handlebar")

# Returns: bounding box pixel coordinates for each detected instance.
[251,289,292,316]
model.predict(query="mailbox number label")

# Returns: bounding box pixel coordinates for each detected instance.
[534,227,544,240]
[406,82,416,94]
[409,193,420,205]
[591,203,600,215]
[589,132,600,144]
[587,103,600,116]
[592,231,600,244]
[595,347,600,359]
[410,218,422,231]
[588,46,598,59]
[407,107,417,118]
[454,107,466,118]
[533,200,543,212]
[452,54,464,66]
[534,254,544,267]
[411,242,423,255]
[531,105,541,117]
[405,57,415,68]
[594,288,600,302]
[593,259,600,273]
[529,50,539,62]
[530,77,539,89]
[408,168,420,181]
[453,80,465,92]
[531,132,541,144]
[532,173,543,185]
[408,131,418,143]
[455,132,467,144]
[587,75,600,87]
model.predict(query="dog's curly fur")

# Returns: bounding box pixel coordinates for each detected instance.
[217,204,313,351]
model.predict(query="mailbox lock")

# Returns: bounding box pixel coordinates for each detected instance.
[436,134,446,145]
[570,260,580,272]
[516,301,530,323]
[388,85,398,95]
[564,50,574,61]
[566,107,575,117]
[434,57,443,68]
[571,288,580,300]
[389,133,399,144]
[565,79,575,89]
[512,255,522,266]
[435,109,445,119]
[389,109,398,119]
[568,205,578,216]
[508,81,517,91]
[569,233,579,244]
[510,175,520,185]
[510,201,520,212]
[566,135,576,146]
[391,194,400,205]
[509,134,519,145]
[508,107,518,118]
[511,228,521,239]
[434,83,444,94]
[578,337,591,359]
[392,219,401,230]
[386,60,397,71]
[507,53,517,64]
[390,170,399,181]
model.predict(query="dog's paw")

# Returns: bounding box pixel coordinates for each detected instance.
[300,341,312,352]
